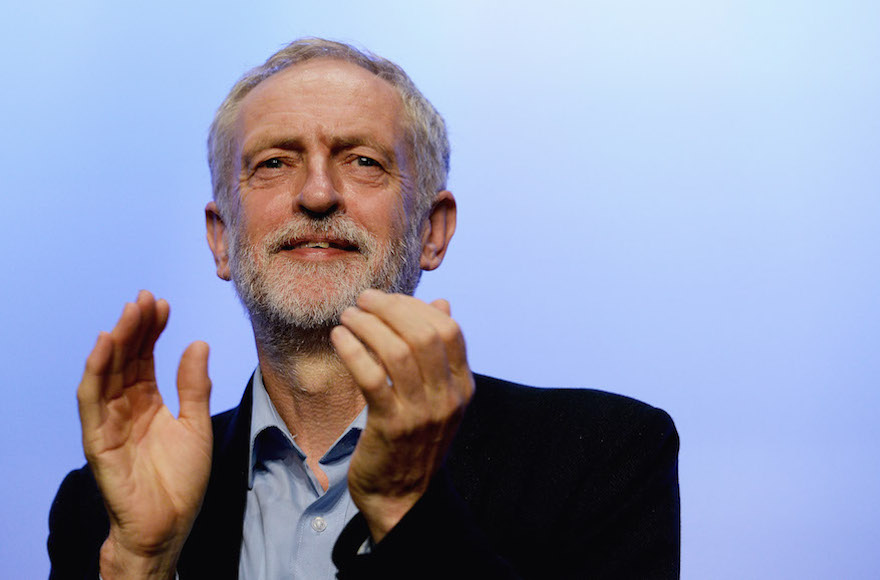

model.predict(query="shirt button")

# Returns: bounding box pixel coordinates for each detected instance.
[311,516,328,533]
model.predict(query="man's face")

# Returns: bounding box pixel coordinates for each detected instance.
[225,58,423,330]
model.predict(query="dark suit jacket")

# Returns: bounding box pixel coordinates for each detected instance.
[49,374,680,579]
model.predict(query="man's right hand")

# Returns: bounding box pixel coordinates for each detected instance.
[77,290,213,579]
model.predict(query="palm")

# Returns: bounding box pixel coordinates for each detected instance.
[91,385,211,551]
[78,292,212,557]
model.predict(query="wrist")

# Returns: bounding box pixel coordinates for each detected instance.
[99,536,181,580]
[355,492,422,544]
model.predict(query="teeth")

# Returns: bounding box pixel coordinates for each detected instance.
[299,241,331,249]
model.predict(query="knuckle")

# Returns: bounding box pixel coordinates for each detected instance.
[437,319,461,343]
[385,422,411,441]
[461,373,475,400]
[446,389,469,415]
[463,383,475,403]
[362,370,390,392]
[379,414,418,442]
[411,325,441,351]
[386,342,413,367]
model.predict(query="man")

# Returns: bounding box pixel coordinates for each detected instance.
[49,38,680,579]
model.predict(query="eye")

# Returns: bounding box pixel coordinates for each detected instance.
[257,158,283,169]
[356,156,382,168]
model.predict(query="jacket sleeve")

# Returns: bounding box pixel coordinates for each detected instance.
[48,466,108,580]
[575,406,680,579]
[332,468,521,579]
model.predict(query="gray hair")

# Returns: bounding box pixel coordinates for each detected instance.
[207,37,450,226]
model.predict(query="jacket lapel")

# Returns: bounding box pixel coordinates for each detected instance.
[178,377,254,579]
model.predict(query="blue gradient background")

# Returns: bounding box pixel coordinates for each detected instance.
[2,1,878,577]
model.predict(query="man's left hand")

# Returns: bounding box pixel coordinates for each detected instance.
[330,289,474,543]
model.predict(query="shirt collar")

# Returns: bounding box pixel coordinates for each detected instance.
[247,367,367,488]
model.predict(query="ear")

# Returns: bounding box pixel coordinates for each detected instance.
[205,201,232,281]
[419,190,457,271]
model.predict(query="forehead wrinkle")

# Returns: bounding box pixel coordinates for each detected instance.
[233,59,415,186]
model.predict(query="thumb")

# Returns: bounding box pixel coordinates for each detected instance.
[177,341,212,428]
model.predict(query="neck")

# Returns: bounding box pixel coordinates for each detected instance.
[253,321,365,462]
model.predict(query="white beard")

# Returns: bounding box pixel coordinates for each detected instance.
[227,213,423,338]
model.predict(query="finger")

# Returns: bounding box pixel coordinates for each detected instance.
[133,291,170,362]
[106,302,145,398]
[430,298,451,316]
[146,298,171,358]
[359,293,472,407]
[420,298,469,373]
[357,291,451,342]
[133,290,157,359]
[338,306,424,398]
[330,325,395,413]
[356,292,460,377]
[176,341,212,435]
[77,331,114,435]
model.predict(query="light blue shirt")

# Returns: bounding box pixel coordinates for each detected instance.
[239,369,366,579]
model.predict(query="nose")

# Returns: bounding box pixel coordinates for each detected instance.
[296,159,341,218]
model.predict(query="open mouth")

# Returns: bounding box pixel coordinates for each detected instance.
[280,239,359,252]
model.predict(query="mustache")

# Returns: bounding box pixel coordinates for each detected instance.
[261,215,378,255]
